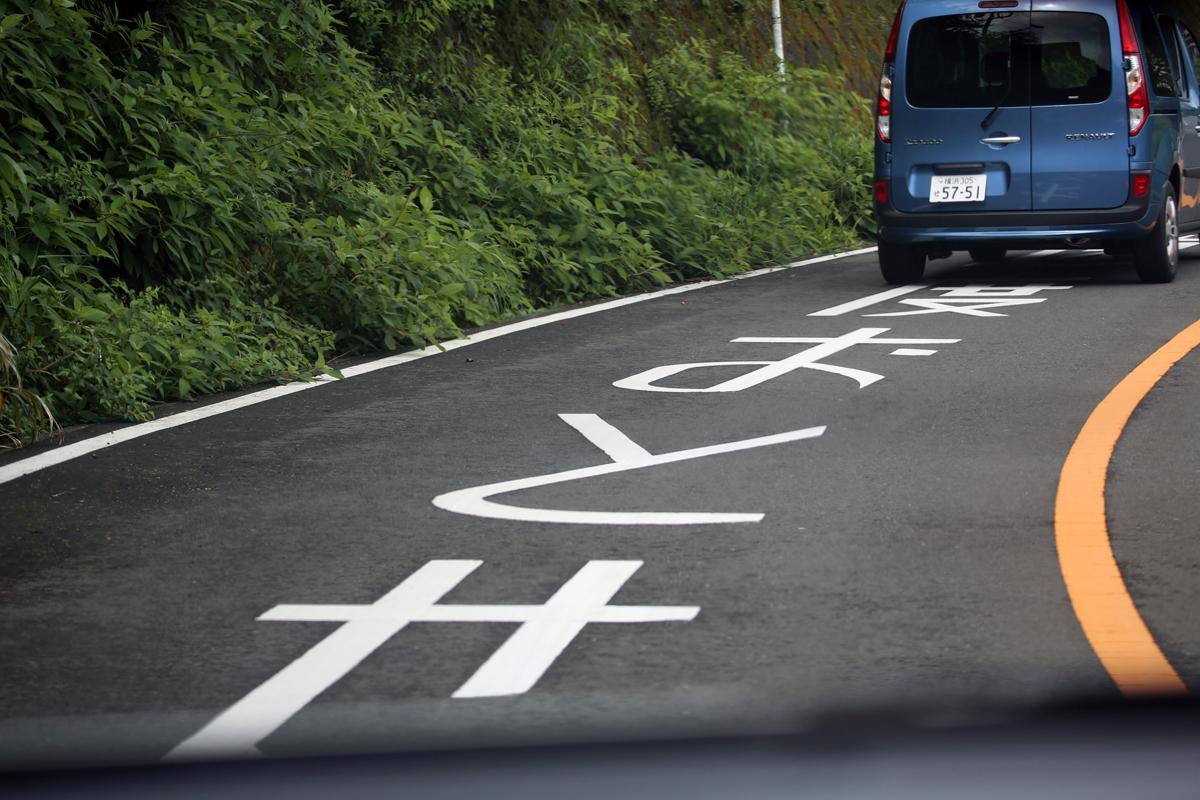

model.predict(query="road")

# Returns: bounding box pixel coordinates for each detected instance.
[2,246,1199,769]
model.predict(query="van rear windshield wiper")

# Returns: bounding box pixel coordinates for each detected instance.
[980,92,1009,129]
[980,54,1014,128]
[982,17,1029,129]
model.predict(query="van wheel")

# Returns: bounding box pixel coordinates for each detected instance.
[1134,190,1179,283]
[878,241,926,284]
[968,245,1007,263]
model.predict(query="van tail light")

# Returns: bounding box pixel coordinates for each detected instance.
[877,75,893,141]
[875,179,890,203]
[877,1,905,142]
[1133,173,1151,197]
[1117,0,1149,136]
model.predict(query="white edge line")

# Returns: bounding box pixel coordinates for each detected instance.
[0,245,877,487]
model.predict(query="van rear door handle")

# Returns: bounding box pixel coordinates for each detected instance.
[980,135,1021,145]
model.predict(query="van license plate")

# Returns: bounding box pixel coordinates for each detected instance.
[930,174,987,203]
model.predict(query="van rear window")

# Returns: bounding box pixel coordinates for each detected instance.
[906,12,1112,108]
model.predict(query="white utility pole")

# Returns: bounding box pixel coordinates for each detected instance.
[772,0,786,77]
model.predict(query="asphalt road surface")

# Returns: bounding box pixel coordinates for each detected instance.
[3,246,1200,770]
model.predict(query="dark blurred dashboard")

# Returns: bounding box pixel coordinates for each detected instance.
[6,700,1200,800]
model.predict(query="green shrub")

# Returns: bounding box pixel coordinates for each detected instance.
[645,39,873,239]
[0,0,873,446]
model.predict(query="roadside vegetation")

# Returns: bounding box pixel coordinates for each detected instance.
[0,0,874,445]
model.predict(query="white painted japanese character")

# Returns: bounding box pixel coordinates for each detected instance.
[614,328,960,392]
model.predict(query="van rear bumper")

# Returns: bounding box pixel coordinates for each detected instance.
[875,195,1157,244]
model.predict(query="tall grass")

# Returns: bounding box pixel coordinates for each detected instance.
[0,0,872,445]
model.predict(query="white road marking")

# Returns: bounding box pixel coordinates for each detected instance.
[0,247,876,487]
[559,414,652,463]
[165,560,698,760]
[935,285,1070,297]
[864,284,1071,318]
[865,298,1046,317]
[166,559,482,761]
[890,348,938,356]
[810,282,1070,319]
[432,414,826,525]
[615,329,961,393]
[452,560,697,698]
[808,285,924,316]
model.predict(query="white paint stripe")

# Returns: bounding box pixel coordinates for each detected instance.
[559,414,652,463]
[730,337,829,343]
[172,558,699,758]
[260,605,384,622]
[431,418,827,525]
[612,360,771,394]
[165,560,483,761]
[449,561,633,699]
[0,380,330,488]
[865,297,1044,317]
[262,603,700,624]
[614,330,960,396]
[451,561,700,698]
[891,348,938,356]
[733,336,960,344]
[706,328,890,393]
[403,605,539,623]
[265,604,537,623]
[0,246,876,487]
[807,285,923,316]
[591,606,699,623]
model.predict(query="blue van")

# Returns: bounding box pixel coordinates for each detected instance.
[873,0,1200,284]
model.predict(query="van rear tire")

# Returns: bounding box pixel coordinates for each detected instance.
[1134,191,1179,283]
[878,241,926,284]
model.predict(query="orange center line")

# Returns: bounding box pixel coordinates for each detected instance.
[1054,321,1200,696]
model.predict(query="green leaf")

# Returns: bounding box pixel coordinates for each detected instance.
[28,219,48,243]
[0,153,27,187]
[418,186,433,212]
